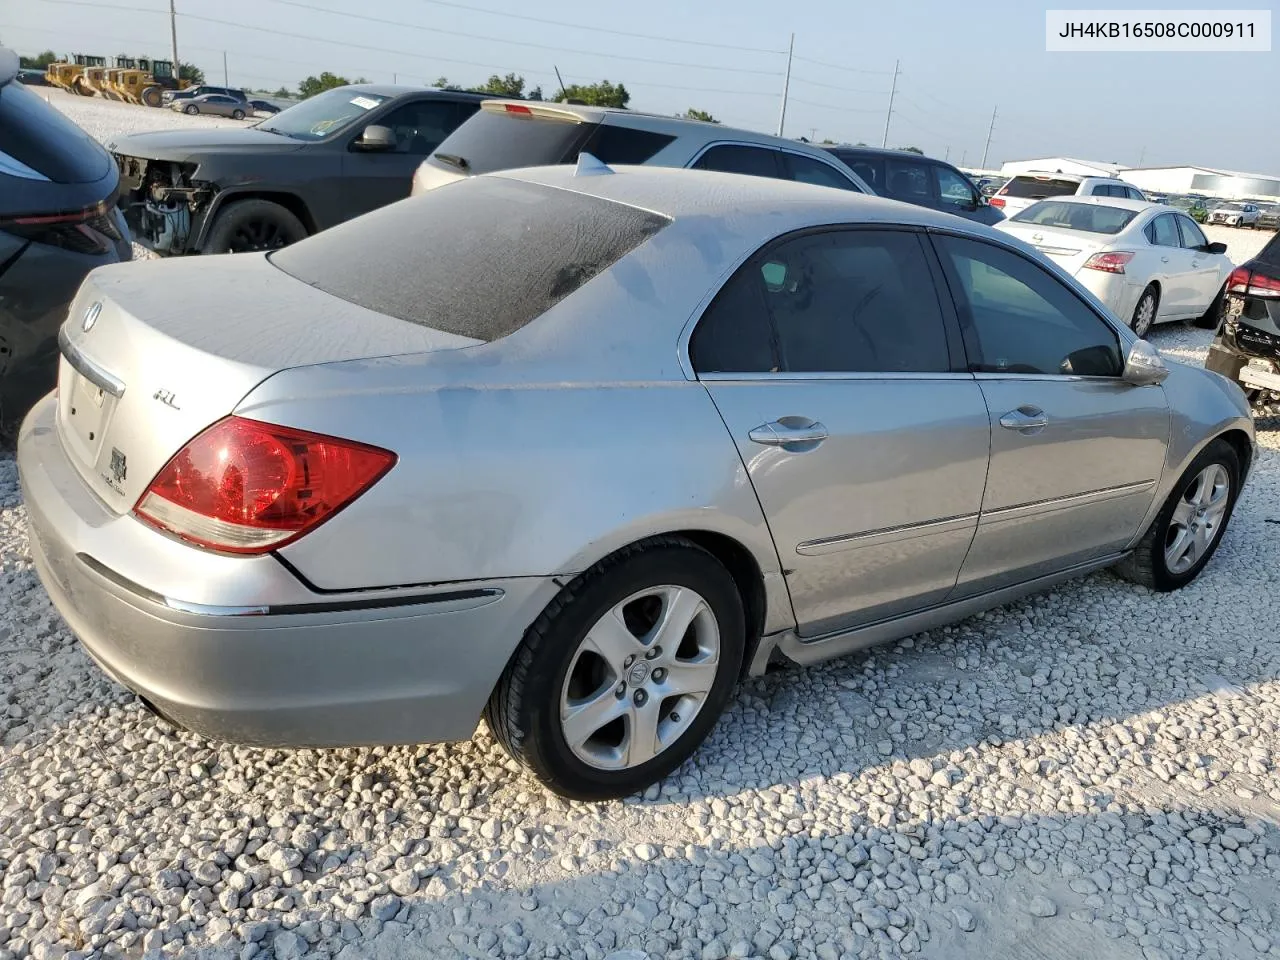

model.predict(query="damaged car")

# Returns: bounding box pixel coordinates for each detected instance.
[108,84,493,256]
[1206,231,1280,419]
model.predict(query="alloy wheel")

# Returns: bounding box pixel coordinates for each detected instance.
[1164,463,1231,575]
[559,585,720,771]
[1132,292,1155,338]
[228,219,290,253]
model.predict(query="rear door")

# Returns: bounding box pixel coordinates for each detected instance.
[691,226,990,636]
[931,232,1170,593]
[342,98,467,215]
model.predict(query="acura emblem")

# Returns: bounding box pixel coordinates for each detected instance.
[82,301,102,333]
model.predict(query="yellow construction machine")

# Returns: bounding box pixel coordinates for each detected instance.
[45,54,106,96]
[45,53,192,106]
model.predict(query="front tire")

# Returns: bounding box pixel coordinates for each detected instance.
[201,199,308,254]
[232,108,245,120]
[1114,439,1240,591]
[184,104,198,115]
[486,537,745,801]
[1131,285,1158,339]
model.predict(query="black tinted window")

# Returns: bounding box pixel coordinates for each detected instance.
[1002,176,1080,199]
[0,81,110,184]
[271,178,668,342]
[780,153,860,191]
[579,124,676,165]
[427,107,590,175]
[937,235,1122,377]
[1257,233,1280,268]
[374,100,462,154]
[692,145,781,178]
[692,230,951,374]
[830,152,885,192]
[935,165,976,208]
[1176,216,1207,249]
[885,160,932,204]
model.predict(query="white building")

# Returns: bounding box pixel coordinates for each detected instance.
[999,157,1124,178]
[1118,166,1280,202]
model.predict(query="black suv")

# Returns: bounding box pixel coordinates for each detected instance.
[1206,231,1280,419]
[110,84,493,255]
[823,145,1005,225]
[0,47,131,426]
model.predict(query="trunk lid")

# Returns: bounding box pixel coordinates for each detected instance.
[999,222,1106,274]
[55,255,478,512]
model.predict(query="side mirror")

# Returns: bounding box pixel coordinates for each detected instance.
[353,125,395,151]
[1123,338,1170,386]
[1206,241,1228,254]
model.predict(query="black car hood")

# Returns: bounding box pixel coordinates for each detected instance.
[106,126,306,161]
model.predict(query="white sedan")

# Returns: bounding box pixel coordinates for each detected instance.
[995,197,1233,338]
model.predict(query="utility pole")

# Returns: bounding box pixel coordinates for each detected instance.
[980,105,997,170]
[960,149,967,166]
[776,33,794,137]
[880,59,899,148]
[944,145,950,161]
[393,72,397,84]
[1138,145,1146,166]
[222,51,228,87]
[554,65,568,101]
[169,0,180,78]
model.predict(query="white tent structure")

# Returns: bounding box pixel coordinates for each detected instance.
[999,157,1125,178]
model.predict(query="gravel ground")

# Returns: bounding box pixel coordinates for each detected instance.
[0,94,1278,960]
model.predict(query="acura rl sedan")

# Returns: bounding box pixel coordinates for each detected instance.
[20,163,1255,799]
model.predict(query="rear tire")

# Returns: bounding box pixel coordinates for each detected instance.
[232,108,245,120]
[201,199,308,254]
[485,537,745,801]
[1195,283,1227,329]
[1131,285,1158,338]
[1113,439,1240,592]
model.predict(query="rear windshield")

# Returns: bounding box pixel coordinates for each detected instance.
[0,81,110,184]
[270,177,669,342]
[428,108,593,176]
[1011,201,1137,235]
[1002,176,1080,199]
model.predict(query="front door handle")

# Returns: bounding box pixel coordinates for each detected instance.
[748,417,828,448]
[1160,256,1170,263]
[999,406,1048,434]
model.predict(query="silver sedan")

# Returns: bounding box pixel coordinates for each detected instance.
[173,93,248,119]
[19,163,1256,800]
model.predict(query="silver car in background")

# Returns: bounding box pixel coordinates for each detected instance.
[19,164,1255,800]
[173,93,248,120]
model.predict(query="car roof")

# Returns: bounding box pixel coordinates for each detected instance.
[344,83,493,101]
[822,144,945,162]
[491,161,972,232]
[1015,195,1160,214]
[475,99,846,157]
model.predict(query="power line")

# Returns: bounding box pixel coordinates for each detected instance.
[788,96,881,114]
[203,0,784,76]
[789,74,887,96]
[402,0,788,54]
[792,54,893,75]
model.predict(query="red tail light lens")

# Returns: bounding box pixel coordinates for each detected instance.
[1228,266,1280,298]
[504,104,533,115]
[989,196,1005,208]
[1082,251,1134,274]
[135,417,397,554]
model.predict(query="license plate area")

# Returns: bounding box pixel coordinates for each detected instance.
[58,362,116,469]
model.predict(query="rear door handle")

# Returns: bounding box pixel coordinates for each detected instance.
[748,417,828,448]
[999,406,1048,434]
[1160,256,1170,263]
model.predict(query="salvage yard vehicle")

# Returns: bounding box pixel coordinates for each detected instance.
[0,47,130,427]
[1207,202,1262,229]
[110,84,492,255]
[996,196,1232,338]
[411,100,874,197]
[173,93,247,119]
[1257,204,1280,231]
[1206,231,1280,419]
[819,144,1003,225]
[19,164,1255,800]
[989,172,1144,218]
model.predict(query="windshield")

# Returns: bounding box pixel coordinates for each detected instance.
[257,88,391,141]
[1218,203,1245,211]
[1011,201,1137,235]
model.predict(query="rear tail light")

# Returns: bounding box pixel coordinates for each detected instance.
[1082,251,1134,274]
[0,204,121,255]
[1227,266,1280,298]
[989,197,1006,208]
[504,104,533,115]
[134,416,397,555]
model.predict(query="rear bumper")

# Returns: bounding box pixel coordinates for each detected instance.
[18,394,559,747]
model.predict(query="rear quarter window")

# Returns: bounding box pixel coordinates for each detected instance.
[579,124,676,165]
[270,177,670,342]
[0,81,110,184]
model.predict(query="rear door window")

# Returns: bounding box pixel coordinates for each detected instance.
[691,145,783,178]
[579,124,676,165]
[1002,176,1081,200]
[426,106,594,176]
[270,177,669,342]
[0,81,110,184]
[830,152,885,193]
[779,152,862,191]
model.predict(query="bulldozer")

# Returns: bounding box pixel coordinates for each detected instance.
[45,54,106,96]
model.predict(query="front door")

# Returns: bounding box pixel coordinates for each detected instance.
[689,227,991,636]
[341,99,468,218]
[1175,213,1225,311]
[1147,213,1196,316]
[931,233,1171,594]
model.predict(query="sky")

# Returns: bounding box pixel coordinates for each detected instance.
[6,0,1279,174]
